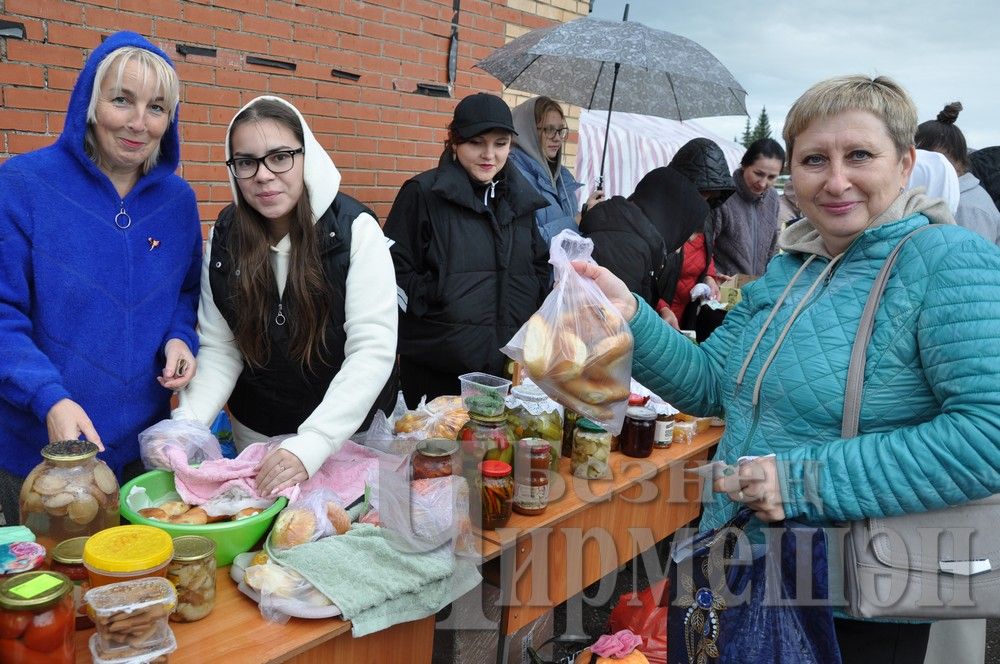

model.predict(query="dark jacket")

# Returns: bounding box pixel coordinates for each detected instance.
[581,167,709,308]
[668,138,736,201]
[209,198,397,437]
[384,152,550,399]
[970,146,1000,211]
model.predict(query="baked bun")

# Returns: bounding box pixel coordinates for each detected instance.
[271,508,318,548]
[170,507,209,525]
[586,333,633,368]
[325,502,351,535]
[158,500,191,517]
[138,507,169,521]
[563,376,630,405]
[549,330,588,380]
[234,507,263,520]
[523,314,553,379]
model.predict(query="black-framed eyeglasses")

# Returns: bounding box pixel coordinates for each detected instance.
[226,148,304,179]
[538,125,569,140]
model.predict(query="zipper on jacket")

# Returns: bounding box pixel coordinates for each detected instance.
[114,200,132,230]
[275,302,286,326]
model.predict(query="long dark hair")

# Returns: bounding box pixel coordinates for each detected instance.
[228,99,332,370]
[740,138,786,168]
[915,102,969,174]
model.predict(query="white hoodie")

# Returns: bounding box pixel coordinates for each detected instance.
[173,96,397,476]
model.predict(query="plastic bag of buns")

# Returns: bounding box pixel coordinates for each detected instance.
[393,395,469,440]
[268,489,352,549]
[502,230,633,435]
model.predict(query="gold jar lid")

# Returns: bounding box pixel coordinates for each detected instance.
[0,571,72,611]
[41,439,99,462]
[416,439,459,457]
[171,535,217,563]
[51,536,90,565]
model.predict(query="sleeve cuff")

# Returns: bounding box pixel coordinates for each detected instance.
[31,384,71,423]
[280,430,337,478]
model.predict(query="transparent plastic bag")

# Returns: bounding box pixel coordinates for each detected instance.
[139,419,223,470]
[241,558,334,624]
[393,395,469,440]
[502,230,633,435]
[200,485,276,519]
[268,488,350,549]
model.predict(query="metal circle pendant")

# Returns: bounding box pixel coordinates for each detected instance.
[115,211,132,229]
[275,311,287,326]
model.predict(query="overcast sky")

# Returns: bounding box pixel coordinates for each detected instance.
[588,0,1000,150]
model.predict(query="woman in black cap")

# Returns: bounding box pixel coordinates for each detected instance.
[383,92,550,405]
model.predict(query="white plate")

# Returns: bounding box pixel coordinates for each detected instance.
[230,552,342,620]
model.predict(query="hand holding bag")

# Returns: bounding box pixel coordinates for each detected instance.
[841,225,1000,619]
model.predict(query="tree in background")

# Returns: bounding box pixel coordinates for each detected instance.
[738,108,773,146]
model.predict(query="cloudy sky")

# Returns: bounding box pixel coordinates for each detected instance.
[589,0,1000,150]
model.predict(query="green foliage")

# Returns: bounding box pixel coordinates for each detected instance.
[740,107,773,146]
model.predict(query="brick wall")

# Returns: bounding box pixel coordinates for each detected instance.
[0,0,588,234]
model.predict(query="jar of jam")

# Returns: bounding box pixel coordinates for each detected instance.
[168,536,217,622]
[51,536,92,629]
[479,460,513,530]
[513,439,550,516]
[19,440,120,554]
[506,385,563,470]
[0,570,75,664]
[571,419,613,479]
[412,439,459,480]
[620,406,656,458]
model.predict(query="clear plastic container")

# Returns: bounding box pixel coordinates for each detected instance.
[0,570,75,664]
[85,576,177,661]
[458,372,511,417]
[89,629,175,663]
[83,525,174,588]
[167,536,216,622]
[505,384,563,470]
[19,439,120,553]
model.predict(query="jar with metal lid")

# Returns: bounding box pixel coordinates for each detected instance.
[571,419,613,479]
[168,535,217,622]
[620,406,656,458]
[653,406,676,449]
[505,384,563,470]
[412,439,459,481]
[51,536,92,629]
[19,440,120,553]
[458,412,515,473]
[513,439,550,516]
[479,460,513,530]
[0,570,75,664]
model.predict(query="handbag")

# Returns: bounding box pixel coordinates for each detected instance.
[667,509,841,664]
[841,225,1000,619]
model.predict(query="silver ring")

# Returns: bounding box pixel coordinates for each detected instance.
[278,464,285,472]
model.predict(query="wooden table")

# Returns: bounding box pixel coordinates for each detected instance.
[73,567,435,663]
[479,427,721,635]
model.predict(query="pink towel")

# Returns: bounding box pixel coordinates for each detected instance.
[169,441,379,507]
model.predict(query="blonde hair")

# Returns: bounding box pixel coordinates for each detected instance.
[783,75,917,161]
[85,46,179,174]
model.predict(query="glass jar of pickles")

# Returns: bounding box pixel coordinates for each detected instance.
[458,412,515,471]
[0,570,75,664]
[505,384,563,470]
[50,536,92,629]
[168,536,216,622]
[571,418,613,479]
[412,439,459,480]
[479,460,513,530]
[19,440,119,553]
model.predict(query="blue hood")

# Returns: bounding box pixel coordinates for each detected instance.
[56,31,181,182]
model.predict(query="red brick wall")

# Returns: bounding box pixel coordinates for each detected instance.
[0,0,585,234]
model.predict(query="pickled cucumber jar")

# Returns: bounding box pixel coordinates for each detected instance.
[571,419,613,479]
[20,440,120,553]
[505,384,563,470]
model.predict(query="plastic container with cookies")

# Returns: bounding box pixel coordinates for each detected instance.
[85,577,176,662]
[83,525,173,588]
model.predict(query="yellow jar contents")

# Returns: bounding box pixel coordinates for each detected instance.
[83,525,174,587]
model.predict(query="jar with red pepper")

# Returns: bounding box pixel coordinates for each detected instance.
[0,570,75,664]
[457,412,515,473]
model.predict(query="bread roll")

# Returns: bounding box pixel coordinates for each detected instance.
[170,507,209,525]
[234,507,263,520]
[271,508,317,548]
[585,332,632,367]
[549,329,588,380]
[523,314,553,379]
[158,501,191,517]
[563,376,630,405]
[139,507,169,521]
[325,502,351,535]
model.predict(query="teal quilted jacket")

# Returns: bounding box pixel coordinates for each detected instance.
[630,191,1000,533]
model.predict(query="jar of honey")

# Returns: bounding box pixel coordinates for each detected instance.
[620,406,656,458]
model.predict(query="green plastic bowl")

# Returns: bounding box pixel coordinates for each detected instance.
[119,470,287,566]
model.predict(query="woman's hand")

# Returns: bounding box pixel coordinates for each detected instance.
[658,306,680,330]
[713,456,785,522]
[46,399,103,450]
[158,338,196,391]
[585,188,605,212]
[571,261,637,320]
[256,448,308,497]
[704,275,721,301]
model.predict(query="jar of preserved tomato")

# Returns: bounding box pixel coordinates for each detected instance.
[479,460,513,530]
[458,413,515,474]
[19,439,119,553]
[513,439,550,516]
[50,536,92,629]
[412,439,459,480]
[0,570,75,664]
[620,406,656,458]
[505,385,563,470]
[168,536,217,623]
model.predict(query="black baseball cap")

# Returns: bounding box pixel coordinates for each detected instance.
[451,93,517,140]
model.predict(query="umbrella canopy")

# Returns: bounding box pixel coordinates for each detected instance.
[476,16,747,121]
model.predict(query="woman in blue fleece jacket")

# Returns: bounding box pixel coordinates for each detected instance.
[576,75,1000,663]
[0,32,201,522]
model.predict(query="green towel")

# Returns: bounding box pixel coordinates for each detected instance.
[268,524,481,637]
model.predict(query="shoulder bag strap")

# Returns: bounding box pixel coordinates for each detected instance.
[842,224,935,437]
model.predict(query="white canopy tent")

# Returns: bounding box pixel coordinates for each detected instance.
[574,109,745,203]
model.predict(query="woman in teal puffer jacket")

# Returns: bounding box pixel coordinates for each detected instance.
[576,75,1000,663]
